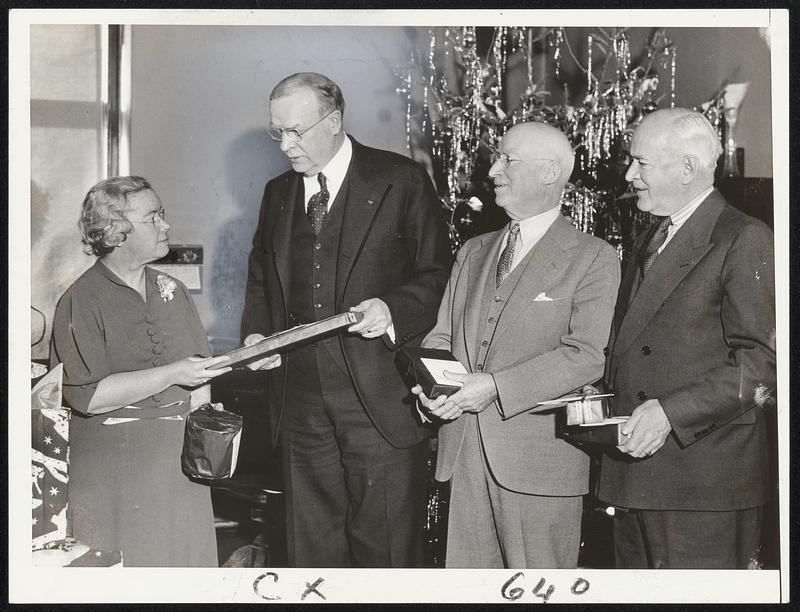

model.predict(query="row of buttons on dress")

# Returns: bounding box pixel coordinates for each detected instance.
[146,314,166,402]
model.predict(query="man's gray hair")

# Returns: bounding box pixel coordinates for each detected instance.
[655,108,723,174]
[270,72,345,117]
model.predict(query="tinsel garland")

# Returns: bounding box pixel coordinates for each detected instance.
[396,26,683,257]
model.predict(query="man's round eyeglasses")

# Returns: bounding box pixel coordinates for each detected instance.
[129,208,167,226]
[490,151,556,169]
[269,110,336,142]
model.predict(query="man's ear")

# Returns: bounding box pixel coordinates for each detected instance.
[542,160,562,185]
[680,155,699,185]
[329,110,343,134]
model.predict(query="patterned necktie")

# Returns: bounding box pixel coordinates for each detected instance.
[307,172,330,235]
[496,223,521,288]
[640,215,672,276]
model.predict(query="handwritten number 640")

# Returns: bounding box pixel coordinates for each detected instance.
[501,573,590,602]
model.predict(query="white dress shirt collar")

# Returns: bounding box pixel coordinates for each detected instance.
[659,185,714,253]
[504,205,561,273]
[302,134,353,210]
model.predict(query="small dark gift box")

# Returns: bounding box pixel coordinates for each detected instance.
[181,404,243,480]
[560,416,630,446]
[395,346,467,399]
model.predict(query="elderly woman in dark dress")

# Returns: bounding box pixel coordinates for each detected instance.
[50,176,231,566]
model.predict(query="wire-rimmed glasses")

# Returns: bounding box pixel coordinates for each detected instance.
[268,110,336,142]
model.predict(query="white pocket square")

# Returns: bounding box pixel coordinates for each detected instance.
[533,292,554,302]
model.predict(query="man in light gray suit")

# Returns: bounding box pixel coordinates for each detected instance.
[414,122,620,568]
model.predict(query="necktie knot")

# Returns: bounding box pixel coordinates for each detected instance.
[307,172,330,235]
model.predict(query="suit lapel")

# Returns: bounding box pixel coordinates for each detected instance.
[611,192,725,366]
[492,215,575,342]
[621,225,655,309]
[336,137,390,302]
[271,172,301,309]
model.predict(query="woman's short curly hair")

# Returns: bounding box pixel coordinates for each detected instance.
[79,176,153,256]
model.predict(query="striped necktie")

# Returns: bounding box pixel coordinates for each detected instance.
[496,223,521,288]
[640,215,672,276]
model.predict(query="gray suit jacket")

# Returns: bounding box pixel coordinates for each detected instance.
[424,214,621,495]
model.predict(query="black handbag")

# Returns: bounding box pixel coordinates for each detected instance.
[181,404,243,480]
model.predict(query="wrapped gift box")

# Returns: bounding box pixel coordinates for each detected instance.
[32,538,122,567]
[394,347,468,399]
[31,364,70,550]
[565,397,609,425]
[182,403,243,480]
[560,416,630,446]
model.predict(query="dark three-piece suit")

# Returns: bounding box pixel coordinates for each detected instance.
[241,136,451,566]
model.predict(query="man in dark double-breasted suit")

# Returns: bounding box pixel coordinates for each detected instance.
[241,73,451,567]
[597,108,776,569]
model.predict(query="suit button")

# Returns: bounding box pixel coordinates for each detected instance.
[315,243,322,250]
[481,340,488,347]
[313,262,321,269]
[637,391,648,401]
[603,347,610,356]
[146,326,157,336]
[493,296,501,302]
[152,393,162,402]
[313,282,321,289]
[641,345,651,355]
[314,303,322,309]
[487,317,496,324]
[476,364,484,372]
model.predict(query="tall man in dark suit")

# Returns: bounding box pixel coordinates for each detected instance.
[241,73,451,567]
[414,122,620,567]
[597,108,776,568]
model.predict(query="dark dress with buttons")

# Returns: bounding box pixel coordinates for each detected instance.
[50,261,217,567]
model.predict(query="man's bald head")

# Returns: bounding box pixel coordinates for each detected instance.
[505,122,575,184]
[489,121,574,220]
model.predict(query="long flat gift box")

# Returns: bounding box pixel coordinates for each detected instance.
[395,346,468,399]
[560,416,630,446]
[211,311,363,370]
[530,392,613,416]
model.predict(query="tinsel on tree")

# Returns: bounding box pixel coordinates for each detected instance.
[395,26,717,261]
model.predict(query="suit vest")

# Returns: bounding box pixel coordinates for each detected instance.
[288,176,349,326]
[473,248,534,372]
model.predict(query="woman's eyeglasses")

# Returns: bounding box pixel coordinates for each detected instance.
[129,208,167,226]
